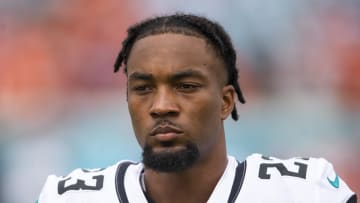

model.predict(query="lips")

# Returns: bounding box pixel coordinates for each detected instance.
[150,125,183,141]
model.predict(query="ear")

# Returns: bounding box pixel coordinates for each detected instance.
[221,85,235,120]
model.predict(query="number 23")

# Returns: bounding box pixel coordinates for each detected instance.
[258,156,308,179]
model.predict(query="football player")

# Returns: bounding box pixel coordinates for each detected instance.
[37,13,357,203]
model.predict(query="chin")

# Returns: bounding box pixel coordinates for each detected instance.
[142,142,200,172]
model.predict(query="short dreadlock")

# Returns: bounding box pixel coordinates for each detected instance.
[114,13,245,120]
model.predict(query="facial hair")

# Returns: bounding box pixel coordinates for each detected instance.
[142,141,200,172]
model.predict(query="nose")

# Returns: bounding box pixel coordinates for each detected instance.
[149,87,179,118]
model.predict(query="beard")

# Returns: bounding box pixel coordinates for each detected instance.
[142,141,200,173]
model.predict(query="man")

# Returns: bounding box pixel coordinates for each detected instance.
[37,13,357,203]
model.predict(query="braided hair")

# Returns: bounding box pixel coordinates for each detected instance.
[114,13,245,120]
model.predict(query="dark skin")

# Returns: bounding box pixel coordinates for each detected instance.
[126,33,236,203]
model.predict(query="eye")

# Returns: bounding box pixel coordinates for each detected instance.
[176,83,201,92]
[131,85,153,94]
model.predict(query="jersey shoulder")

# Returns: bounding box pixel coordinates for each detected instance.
[37,160,139,203]
[246,153,332,181]
[242,153,356,202]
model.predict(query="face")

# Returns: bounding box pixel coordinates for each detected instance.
[126,33,235,172]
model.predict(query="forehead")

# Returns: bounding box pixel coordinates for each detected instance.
[126,33,226,81]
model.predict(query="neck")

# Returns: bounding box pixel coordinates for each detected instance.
[143,148,228,203]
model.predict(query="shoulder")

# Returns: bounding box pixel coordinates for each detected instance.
[37,160,141,203]
[245,153,332,180]
[239,153,356,202]
[244,153,346,184]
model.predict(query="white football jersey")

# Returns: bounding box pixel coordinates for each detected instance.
[37,154,356,203]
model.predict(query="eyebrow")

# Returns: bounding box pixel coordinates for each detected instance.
[170,69,206,81]
[128,68,207,82]
[128,72,153,82]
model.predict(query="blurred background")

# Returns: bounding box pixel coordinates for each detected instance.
[0,0,359,202]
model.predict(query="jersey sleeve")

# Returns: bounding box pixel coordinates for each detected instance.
[36,163,123,203]
[241,153,356,203]
[313,158,356,203]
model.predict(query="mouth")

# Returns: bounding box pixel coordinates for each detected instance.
[150,125,183,142]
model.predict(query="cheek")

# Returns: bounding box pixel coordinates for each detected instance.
[184,96,223,153]
[183,92,223,133]
[128,99,147,147]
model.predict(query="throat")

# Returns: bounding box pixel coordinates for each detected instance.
[142,158,228,203]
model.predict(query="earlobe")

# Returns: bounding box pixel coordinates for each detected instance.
[221,85,235,120]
